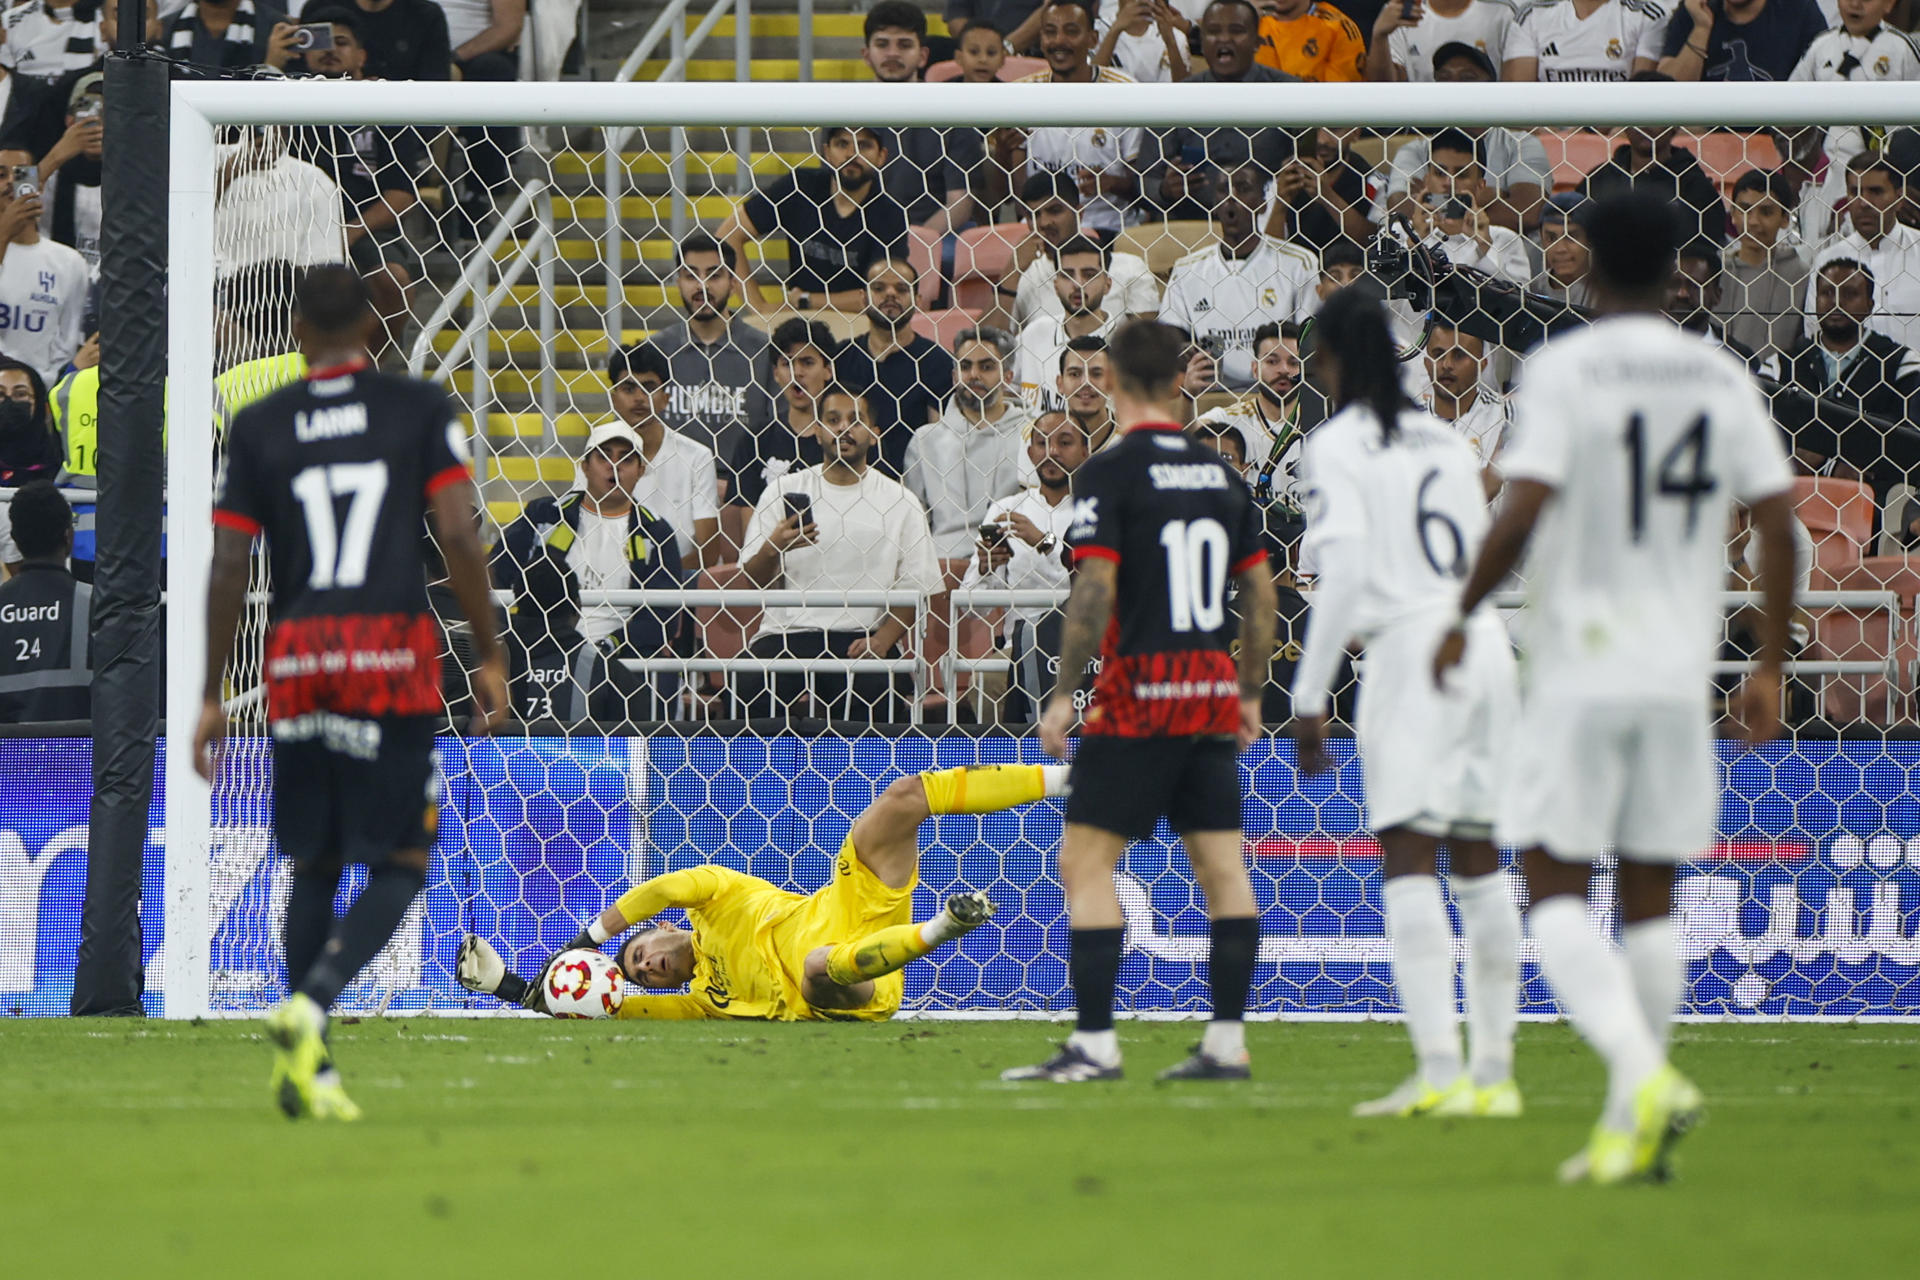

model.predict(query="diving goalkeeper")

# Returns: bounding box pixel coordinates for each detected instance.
[458,763,1068,1020]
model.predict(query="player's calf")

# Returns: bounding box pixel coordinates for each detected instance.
[816,892,1000,990]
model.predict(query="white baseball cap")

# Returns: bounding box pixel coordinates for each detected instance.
[572,420,647,492]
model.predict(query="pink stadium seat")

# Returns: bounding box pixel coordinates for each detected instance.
[912,307,984,349]
[1823,556,1920,724]
[1537,130,1616,191]
[1794,476,1875,586]
[952,221,1027,311]
[906,225,944,306]
[926,57,1048,82]
[1681,132,1781,189]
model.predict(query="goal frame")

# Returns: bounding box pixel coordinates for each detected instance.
[162,78,1920,1019]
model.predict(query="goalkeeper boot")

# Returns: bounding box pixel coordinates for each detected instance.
[265,992,328,1120]
[942,891,997,936]
[1630,1064,1705,1183]
[1001,1042,1123,1083]
[1352,1074,1469,1118]
[1156,1046,1251,1082]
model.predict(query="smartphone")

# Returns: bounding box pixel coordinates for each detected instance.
[1441,192,1474,220]
[294,21,335,51]
[979,519,1007,546]
[783,491,815,531]
[73,99,102,123]
[12,164,37,201]
[1401,0,1418,19]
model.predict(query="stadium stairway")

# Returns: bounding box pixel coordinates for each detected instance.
[415,2,903,527]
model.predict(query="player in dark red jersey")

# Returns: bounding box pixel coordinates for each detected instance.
[193,266,509,1121]
[1004,319,1278,1084]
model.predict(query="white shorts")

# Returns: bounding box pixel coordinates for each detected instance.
[1496,693,1716,863]
[1356,611,1517,839]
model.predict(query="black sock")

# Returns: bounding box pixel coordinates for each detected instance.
[497,971,531,1006]
[1208,916,1260,1023]
[282,864,343,993]
[297,864,427,1010]
[1069,926,1125,1034]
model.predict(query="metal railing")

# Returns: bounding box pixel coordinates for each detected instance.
[408,178,558,464]
[945,587,1914,725]
[601,0,753,341]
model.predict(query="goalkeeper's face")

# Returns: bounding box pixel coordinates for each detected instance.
[620,926,697,988]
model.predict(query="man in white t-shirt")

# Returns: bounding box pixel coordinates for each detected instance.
[1006,171,1160,328]
[1436,191,1796,1184]
[738,384,942,722]
[213,128,348,277]
[604,341,721,571]
[1016,235,1121,407]
[959,409,1088,721]
[1422,322,1507,485]
[1368,0,1517,80]
[1402,129,1532,284]
[1158,166,1318,390]
[1017,0,1142,235]
[1501,0,1666,81]
[0,148,87,385]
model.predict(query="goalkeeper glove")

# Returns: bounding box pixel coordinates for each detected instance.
[457,935,505,995]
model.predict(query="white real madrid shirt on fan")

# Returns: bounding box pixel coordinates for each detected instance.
[1504,0,1667,80]
[1017,67,1142,235]
[739,464,942,638]
[1389,0,1518,79]
[1294,403,1512,831]
[1158,237,1318,388]
[0,4,103,81]
[1790,23,1920,221]
[1431,389,1510,466]
[0,234,87,386]
[1015,310,1120,409]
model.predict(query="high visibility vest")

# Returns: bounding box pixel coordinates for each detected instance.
[50,367,180,480]
[214,352,308,427]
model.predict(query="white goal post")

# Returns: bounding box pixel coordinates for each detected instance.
[161,79,1920,1021]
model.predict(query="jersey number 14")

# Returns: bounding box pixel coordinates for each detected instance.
[291,461,391,590]
[1624,413,1716,540]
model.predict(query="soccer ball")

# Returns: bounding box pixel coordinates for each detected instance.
[541,949,626,1019]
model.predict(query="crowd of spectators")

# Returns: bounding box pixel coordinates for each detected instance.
[8,0,1920,725]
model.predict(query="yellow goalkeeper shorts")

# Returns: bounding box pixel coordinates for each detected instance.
[780,835,917,1021]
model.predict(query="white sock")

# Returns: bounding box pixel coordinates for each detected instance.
[1067,1028,1120,1065]
[1382,875,1464,1087]
[1452,870,1521,1088]
[1622,917,1681,1053]
[1040,764,1071,797]
[1529,896,1662,1131]
[1200,1019,1246,1061]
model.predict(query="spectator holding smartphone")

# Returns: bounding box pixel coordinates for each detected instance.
[0,148,86,386]
[737,384,941,723]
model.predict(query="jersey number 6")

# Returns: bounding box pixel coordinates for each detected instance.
[1416,469,1467,580]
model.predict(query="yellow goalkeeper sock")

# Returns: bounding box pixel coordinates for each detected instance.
[918,764,1062,816]
[825,923,937,985]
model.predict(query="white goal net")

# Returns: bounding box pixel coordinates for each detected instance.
[152,78,1920,1022]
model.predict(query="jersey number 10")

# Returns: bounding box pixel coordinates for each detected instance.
[1160,517,1229,633]
[291,461,391,590]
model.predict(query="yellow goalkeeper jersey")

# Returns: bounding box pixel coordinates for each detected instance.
[611,846,915,1022]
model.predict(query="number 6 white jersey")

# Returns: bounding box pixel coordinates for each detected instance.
[1500,314,1793,701]
[1298,404,1492,638]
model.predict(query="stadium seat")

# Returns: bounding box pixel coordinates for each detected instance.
[1794,476,1875,585]
[1681,131,1780,189]
[912,306,983,349]
[1536,129,1616,191]
[1112,220,1218,280]
[952,221,1028,310]
[925,56,1048,81]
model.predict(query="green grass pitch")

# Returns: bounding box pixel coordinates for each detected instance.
[5,1019,1916,1278]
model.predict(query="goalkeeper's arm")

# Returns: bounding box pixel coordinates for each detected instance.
[457,935,543,1009]
[559,868,736,954]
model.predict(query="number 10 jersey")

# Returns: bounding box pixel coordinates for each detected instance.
[214,360,472,723]
[1064,423,1267,738]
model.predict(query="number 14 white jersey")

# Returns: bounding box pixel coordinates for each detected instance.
[1500,314,1792,701]
[1300,404,1492,638]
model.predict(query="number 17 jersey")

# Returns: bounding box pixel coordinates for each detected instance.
[1065,423,1267,738]
[1499,315,1792,701]
[213,360,473,723]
